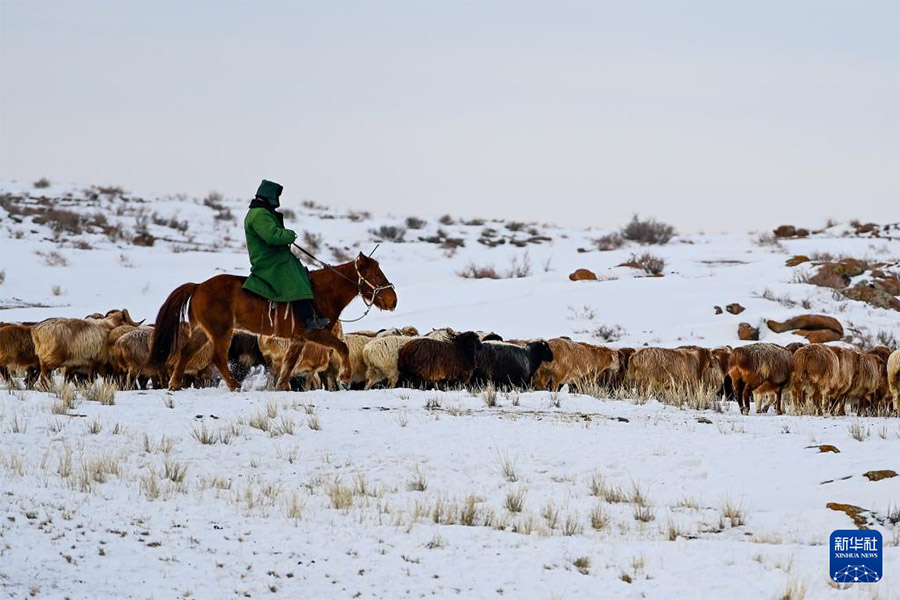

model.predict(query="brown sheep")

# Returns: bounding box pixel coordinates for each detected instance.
[32,309,142,386]
[727,343,792,415]
[0,323,40,387]
[825,346,857,415]
[848,351,885,415]
[627,346,722,397]
[888,350,900,414]
[532,338,618,391]
[788,344,840,414]
[397,331,482,388]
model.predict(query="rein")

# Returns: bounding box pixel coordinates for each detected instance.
[291,243,394,323]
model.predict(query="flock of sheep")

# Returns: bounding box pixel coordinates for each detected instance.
[1,309,899,417]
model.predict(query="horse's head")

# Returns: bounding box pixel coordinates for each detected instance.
[355,252,397,311]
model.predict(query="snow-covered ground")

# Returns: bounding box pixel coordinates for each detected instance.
[0,181,898,598]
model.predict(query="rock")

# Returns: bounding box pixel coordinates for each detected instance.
[841,285,900,311]
[834,258,866,278]
[725,303,745,315]
[872,274,900,296]
[773,225,797,238]
[795,228,809,238]
[808,263,851,289]
[825,502,870,529]
[785,255,810,267]
[767,315,843,335]
[568,268,597,281]
[862,470,897,482]
[737,323,759,341]
[714,306,723,315]
[794,329,843,343]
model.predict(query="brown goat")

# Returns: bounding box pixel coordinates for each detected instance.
[397,331,482,388]
[825,346,857,415]
[727,343,792,415]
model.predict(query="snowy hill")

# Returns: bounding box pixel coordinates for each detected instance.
[0,180,898,599]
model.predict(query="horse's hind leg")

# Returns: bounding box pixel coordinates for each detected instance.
[169,328,209,390]
[277,342,303,391]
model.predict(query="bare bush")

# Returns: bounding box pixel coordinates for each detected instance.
[506,251,532,278]
[369,225,406,243]
[625,252,665,275]
[621,215,675,245]
[458,263,500,279]
[405,216,427,229]
[301,230,322,253]
[754,232,785,250]
[438,214,454,225]
[33,178,51,189]
[37,250,68,267]
[594,233,625,251]
[592,324,625,342]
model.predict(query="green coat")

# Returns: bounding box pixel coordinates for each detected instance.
[243,207,314,301]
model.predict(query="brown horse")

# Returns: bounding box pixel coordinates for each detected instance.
[149,253,397,391]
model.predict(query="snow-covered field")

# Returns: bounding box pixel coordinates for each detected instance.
[0,181,898,599]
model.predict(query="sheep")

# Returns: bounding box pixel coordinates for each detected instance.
[848,351,885,415]
[825,346,858,415]
[0,323,40,387]
[363,335,414,389]
[398,331,482,388]
[711,346,734,401]
[888,350,900,414]
[32,309,142,386]
[726,343,792,415]
[293,342,337,390]
[375,326,420,337]
[788,344,840,414]
[626,346,719,397]
[599,347,635,388]
[425,327,456,341]
[472,339,553,389]
[532,338,618,391]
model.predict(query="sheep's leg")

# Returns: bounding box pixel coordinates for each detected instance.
[775,386,785,415]
[740,382,752,416]
[277,343,303,391]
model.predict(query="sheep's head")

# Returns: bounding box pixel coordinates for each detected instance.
[528,340,554,364]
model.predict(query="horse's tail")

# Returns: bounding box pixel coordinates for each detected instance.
[149,282,197,368]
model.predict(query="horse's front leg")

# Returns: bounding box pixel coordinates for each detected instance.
[303,330,351,386]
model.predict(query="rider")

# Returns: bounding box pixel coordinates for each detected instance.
[243,179,330,331]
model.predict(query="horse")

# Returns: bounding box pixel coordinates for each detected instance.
[149,253,397,391]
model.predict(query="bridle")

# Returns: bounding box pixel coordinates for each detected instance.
[291,243,394,323]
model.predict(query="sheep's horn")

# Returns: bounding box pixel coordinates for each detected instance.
[122,308,140,326]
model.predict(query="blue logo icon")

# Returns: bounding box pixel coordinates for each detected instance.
[830,530,882,583]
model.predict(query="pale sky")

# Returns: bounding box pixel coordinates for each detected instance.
[1,0,898,232]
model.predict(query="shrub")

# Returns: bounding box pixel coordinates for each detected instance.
[301,230,322,253]
[621,215,675,245]
[33,177,51,189]
[0,270,4,285]
[203,191,225,210]
[369,225,406,243]
[625,252,665,275]
[505,221,526,232]
[438,214,454,225]
[593,233,625,251]
[462,217,485,226]
[405,216,427,229]
[592,324,625,342]
[458,263,500,279]
[506,251,532,278]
